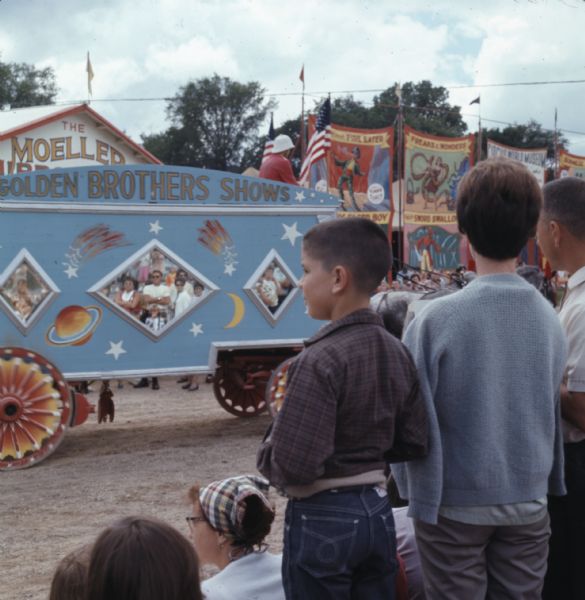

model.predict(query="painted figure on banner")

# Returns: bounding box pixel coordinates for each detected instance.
[407,225,461,271]
[416,227,442,271]
[334,146,364,211]
[411,154,450,211]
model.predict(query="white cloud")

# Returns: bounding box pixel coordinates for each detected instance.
[144,38,239,82]
[0,0,584,149]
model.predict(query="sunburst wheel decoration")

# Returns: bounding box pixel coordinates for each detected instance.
[0,348,71,471]
[266,357,295,418]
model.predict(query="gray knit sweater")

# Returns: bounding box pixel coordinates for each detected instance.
[393,273,567,524]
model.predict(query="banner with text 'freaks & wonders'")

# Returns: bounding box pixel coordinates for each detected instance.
[403,126,474,271]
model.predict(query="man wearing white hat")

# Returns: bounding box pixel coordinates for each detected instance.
[259,134,298,185]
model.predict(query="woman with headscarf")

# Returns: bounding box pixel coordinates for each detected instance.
[186,475,284,600]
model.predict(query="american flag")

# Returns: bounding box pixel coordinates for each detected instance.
[299,97,331,185]
[261,113,275,165]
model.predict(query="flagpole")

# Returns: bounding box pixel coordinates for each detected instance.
[477,97,482,162]
[554,107,559,179]
[325,92,331,186]
[469,95,481,162]
[300,65,306,162]
[396,85,404,268]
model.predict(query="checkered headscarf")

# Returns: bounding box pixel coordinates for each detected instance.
[199,475,272,542]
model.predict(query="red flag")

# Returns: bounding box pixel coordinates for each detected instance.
[299,65,305,84]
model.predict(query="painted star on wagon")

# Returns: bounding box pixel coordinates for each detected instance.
[190,322,203,337]
[295,190,306,202]
[105,340,127,360]
[281,222,303,247]
[64,264,79,279]
[149,220,163,235]
[224,262,237,276]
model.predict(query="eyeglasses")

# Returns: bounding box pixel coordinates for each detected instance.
[152,274,162,279]
[185,516,206,527]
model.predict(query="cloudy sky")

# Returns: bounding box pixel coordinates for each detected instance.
[1,0,584,152]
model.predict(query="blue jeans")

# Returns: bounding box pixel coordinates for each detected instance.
[283,485,397,600]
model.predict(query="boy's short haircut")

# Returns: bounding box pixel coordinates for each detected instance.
[543,176,585,238]
[303,217,391,294]
[456,157,542,260]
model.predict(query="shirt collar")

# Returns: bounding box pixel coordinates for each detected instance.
[305,308,384,346]
[567,265,585,291]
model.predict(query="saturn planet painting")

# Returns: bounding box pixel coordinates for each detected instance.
[46,305,102,346]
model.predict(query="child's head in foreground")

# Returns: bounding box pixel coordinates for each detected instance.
[86,516,202,600]
[456,157,541,261]
[301,217,391,320]
[49,544,91,600]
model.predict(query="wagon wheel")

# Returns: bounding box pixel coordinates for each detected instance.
[213,363,269,418]
[266,357,295,418]
[0,347,72,471]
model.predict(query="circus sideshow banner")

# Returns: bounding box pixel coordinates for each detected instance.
[559,149,585,179]
[403,127,474,271]
[487,139,547,185]
[307,117,394,225]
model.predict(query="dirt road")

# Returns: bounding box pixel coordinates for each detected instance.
[0,377,285,600]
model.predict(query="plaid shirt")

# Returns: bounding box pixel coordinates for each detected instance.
[257,309,427,489]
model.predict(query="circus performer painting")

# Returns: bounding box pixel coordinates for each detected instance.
[334,146,364,211]
[411,154,450,211]
[416,227,441,271]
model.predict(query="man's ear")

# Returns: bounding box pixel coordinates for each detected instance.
[550,220,562,249]
[331,265,350,294]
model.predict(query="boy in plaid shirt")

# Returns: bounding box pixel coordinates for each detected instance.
[257,217,427,599]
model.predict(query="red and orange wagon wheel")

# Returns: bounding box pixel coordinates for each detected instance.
[213,364,268,418]
[0,348,71,471]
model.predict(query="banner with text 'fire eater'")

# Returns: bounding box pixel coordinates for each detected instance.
[307,116,394,226]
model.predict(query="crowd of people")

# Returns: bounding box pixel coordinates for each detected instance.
[102,249,206,329]
[48,161,585,599]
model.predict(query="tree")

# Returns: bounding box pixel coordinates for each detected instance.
[142,74,276,172]
[0,57,58,108]
[326,81,468,137]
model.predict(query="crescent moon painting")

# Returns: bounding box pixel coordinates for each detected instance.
[224,293,245,329]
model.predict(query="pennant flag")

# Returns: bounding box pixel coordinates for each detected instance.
[469,95,480,105]
[299,64,305,84]
[299,97,331,185]
[86,52,94,96]
[261,113,275,165]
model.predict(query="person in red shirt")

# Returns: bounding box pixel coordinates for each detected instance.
[258,134,298,185]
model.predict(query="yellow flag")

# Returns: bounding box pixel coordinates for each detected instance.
[86,52,94,96]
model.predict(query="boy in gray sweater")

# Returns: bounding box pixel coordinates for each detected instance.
[393,157,567,599]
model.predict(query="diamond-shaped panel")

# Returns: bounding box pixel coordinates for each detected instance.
[244,249,299,327]
[88,240,218,340]
[0,249,60,335]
